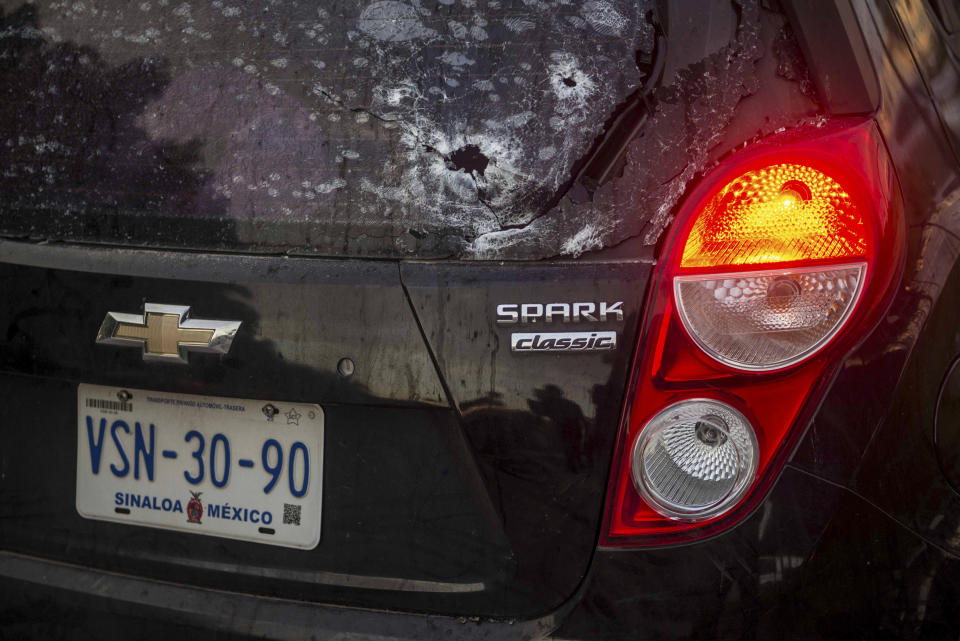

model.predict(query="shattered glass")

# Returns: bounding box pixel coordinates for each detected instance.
[0,0,816,259]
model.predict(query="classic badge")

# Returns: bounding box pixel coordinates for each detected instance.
[96,303,241,364]
[496,301,624,352]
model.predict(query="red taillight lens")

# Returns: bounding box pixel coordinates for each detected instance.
[602,120,903,546]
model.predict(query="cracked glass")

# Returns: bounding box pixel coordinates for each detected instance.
[0,0,816,259]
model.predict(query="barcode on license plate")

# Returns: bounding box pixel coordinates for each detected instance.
[283,503,301,526]
[85,398,132,412]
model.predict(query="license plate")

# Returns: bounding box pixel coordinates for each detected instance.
[76,384,323,549]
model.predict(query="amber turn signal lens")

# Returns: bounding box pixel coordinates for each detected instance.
[680,164,868,270]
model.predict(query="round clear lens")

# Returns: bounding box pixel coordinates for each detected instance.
[674,263,866,371]
[632,400,759,521]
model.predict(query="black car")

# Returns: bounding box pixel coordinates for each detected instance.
[3,0,960,639]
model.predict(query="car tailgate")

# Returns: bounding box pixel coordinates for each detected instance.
[0,242,649,618]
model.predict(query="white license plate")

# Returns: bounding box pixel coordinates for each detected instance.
[76,384,323,549]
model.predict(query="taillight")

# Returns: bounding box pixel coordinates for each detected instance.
[602,119,903,546]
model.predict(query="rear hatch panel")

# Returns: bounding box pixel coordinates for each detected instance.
[0,245,649,617]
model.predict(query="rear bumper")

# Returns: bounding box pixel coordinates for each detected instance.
[4,466,953,641]
[0,551,566,641]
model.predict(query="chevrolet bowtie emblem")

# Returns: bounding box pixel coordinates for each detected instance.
[96,303,241,364]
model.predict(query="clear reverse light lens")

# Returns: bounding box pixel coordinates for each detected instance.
[674,263,866,371]
[632,399,758,521]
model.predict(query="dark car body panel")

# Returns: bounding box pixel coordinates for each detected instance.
[0,246,649,618]
[0,247,447,406]
[558,466,960,641]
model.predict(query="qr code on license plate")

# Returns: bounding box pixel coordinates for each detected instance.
[283,503,301,526]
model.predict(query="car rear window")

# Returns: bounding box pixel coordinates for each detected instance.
[0,0,653,258]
